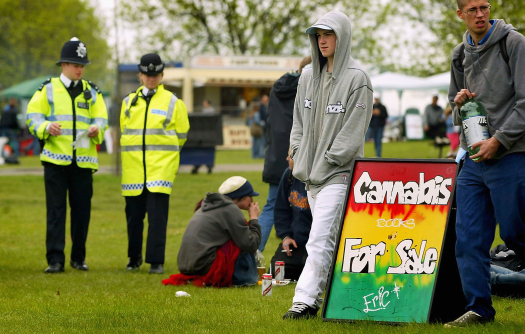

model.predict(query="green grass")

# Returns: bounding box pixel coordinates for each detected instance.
[0,141,520,333]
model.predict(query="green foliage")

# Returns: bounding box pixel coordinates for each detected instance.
[118,0,392,63]
[0,0,112,89]
[387,0,525,77]
[119,0,328,58]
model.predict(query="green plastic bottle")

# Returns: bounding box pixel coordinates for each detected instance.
[460,98,490,160]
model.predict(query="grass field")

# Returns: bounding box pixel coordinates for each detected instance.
[0,142,521,333]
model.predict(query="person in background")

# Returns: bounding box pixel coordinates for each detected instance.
[259,94,269,130]
[163,176,261,287]
[423,93,445,139]
[0,97,21,158]
[258,55,312,252]
[444,105,460,158]
[270,151,312,281]
[120,53,190,274]
[369,93,389,157]
[26,37,108,273]
[284,10,373,319]
[247,101,265,159]
[446,0,525,327]
[201,99,216,113]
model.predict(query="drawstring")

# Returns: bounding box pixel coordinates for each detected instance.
[466,48,493,91]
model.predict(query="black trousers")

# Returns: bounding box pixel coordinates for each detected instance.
[125,189,170,264]
[44,162,93,265]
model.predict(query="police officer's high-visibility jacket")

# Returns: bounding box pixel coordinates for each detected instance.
[26,77,108,170]
[120,85,189,196]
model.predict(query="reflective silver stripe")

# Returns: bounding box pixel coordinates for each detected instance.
[46,115,91,125]
[48,115,71,121]
[46,82,54,116]
[122,128,177,136]
[53,129,88,136]
[30,120,45,133]
[177,132,187,139]
[91,117,107,128]
[90,87,97,104]
[163,95,178,129]
[77,115,91,124]
[27,113,46,120]
[58,129,75,136]
[124,96,131,119]
[121,145,180,152]
[27,113,46,135]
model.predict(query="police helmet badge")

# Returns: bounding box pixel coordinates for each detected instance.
[56,37,90,66]
[138,53,164,75]
[76,43,87,58]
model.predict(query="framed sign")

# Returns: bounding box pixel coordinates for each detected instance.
[322,158,464,323]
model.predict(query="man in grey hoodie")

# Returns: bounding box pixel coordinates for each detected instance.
[446,0,525,327]
[283,11,373,319]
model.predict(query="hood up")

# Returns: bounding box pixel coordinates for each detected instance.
[307,11,354,83]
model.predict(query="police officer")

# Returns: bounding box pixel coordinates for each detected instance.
[120,53,189,274]
[26,37,108,273]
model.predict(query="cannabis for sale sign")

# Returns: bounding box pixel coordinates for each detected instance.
[323,159,458,323]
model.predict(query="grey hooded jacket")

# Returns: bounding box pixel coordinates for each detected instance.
[449,19,525,158]
[177,193,261,275]
[289,11,373,196]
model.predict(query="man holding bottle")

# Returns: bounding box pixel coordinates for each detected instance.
[447,0,525,327]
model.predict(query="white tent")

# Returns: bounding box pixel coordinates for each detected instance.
[371,71,450,91]
[371,72,426,91]
[370,71,451,117]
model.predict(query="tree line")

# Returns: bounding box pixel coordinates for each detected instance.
[1,0,523,91]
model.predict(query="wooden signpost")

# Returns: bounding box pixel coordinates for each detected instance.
[323,158,466,324]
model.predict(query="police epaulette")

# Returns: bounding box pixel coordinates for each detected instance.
[88,81,101,94]
[38,78,52,91]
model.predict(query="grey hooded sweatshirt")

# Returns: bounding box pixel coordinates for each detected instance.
[177,193,261,275]
[289,11,373,196]
[449,19,525,157]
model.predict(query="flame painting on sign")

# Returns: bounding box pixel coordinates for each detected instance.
[324,159,458,323]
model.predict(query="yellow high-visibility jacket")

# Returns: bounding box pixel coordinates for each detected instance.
[26,77,108,170]
[120,85,189,196]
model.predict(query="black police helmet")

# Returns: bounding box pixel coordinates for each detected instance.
[56,37,90,66]
[138,53,164,75]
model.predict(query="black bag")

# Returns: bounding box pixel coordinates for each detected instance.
[490,243,525,298]
[490,243,525,272]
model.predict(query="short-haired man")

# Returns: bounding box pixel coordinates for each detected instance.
[26,38,108,273]
[283,11,373,319]
[423,94,445,139]
[446,0,525,327]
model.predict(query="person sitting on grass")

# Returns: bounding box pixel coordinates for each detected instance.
[270,151,312,281]
[490,243,525,295]
[162,176,261,287]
